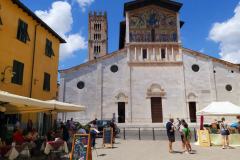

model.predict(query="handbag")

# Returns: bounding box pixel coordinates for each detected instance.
[221,123,230,135]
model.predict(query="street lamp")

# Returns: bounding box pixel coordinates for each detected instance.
[1,66,16,82]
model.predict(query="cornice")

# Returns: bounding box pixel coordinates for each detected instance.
[128,61,183,67]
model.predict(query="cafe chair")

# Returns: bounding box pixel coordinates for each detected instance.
[48,142,65,160]
[35,139,46,160]
[16,142,32,160]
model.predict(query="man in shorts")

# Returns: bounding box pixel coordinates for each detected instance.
[166,118,175,153]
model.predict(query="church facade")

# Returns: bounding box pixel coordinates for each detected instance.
[59,0,240,124]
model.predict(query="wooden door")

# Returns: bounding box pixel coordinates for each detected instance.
[189,102,196,122]
[151,97,163,123]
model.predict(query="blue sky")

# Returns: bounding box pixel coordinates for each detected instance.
[20,0,240,81]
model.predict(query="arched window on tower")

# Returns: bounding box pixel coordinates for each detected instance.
[99,46,101,52]
[100,23,101,30]
[161,49,165,59]
[151,29,155,42]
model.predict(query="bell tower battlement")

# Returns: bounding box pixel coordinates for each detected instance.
[88,11,108,61]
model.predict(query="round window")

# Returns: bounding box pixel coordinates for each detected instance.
[225,85,232,92]
[110,65,118,73]
[77,82,85,89]
[192,65,200,72]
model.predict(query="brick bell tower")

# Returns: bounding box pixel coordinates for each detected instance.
[88,11,108,61]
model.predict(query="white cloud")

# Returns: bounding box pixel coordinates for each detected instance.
[208,2,240,63]
[199,48,204,53]
[84,59,88,63]
[35,1,87,61]
[75,0,94,12]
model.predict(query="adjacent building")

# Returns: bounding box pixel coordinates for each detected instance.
[59,0,240,124]
[0,0,66,130]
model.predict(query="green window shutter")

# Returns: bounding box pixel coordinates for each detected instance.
[49,41,55,56]
[0,17,2,25]
[11,60,24,85]
[17,19,30,43]
[43,72,50,91]
[45,39,49,57]
[47,73,50,91]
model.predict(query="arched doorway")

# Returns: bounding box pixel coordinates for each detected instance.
[149,84,163,123]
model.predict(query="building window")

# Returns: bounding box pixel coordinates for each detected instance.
[225,85,232,92]
[94,23,101,30]
[192,64,200,72]
[45,39,55,58]
[143,49,147,59]
[94,46,101,53]
[43,72,50,91]
[77,82,85,89]
[0,17,2,25]
[161,49,165,59]
[17,19,30,43]
[110,65,118,73]
[151,29,155,42]
[11,60,24,85]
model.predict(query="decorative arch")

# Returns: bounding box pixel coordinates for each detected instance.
[146,83,166,98]
[188,93,196,99]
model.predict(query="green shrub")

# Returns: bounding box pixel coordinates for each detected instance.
[82,126,90,133]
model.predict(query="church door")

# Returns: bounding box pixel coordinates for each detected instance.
[151,97,163,123]
[118,102,125,123]
[189,102,196,122]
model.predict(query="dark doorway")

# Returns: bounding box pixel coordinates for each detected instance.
[118,102,125,123]
[143,49,147,59]
[151,97,163,123]
[151,29,155,42]
[189,102,196,122]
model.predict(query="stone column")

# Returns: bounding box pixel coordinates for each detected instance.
[165,46,168,60]
[127,46,130,62]
[176,12,181,43]
[135,46,137,61]
[172,45,174,61]
[141,47,143,61]
[153,45,156,61]
[159,46,162,60]
[126,12,130,44]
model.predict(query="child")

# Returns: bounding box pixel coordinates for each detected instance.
[183,123,193,154]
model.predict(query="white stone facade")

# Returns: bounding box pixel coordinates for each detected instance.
[59,46,240,124]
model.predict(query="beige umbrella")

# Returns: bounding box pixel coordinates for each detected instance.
[46,100,87,113]
[0,90,54,114]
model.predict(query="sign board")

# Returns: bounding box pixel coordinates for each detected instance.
[102,128,113,149]
[198,130,210,147]
[70,134,92,160]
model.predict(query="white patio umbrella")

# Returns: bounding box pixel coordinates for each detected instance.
[45,100,87,113]
[0,90,54,114]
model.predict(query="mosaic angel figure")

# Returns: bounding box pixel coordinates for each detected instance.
[130,12,146,27]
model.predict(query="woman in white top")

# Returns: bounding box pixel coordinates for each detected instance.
[220,117,230,149]
[26,128,39,153]
[90,120,98,149]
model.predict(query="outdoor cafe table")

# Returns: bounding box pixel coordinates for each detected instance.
[0,145,30,160]
[40,140,68,154]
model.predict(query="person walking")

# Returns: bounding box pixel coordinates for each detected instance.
[220,117,230,149]
[70,118,74,128]
[183,123,193,154]
[166,118,175,153]
[178,119,186,152]
[66,120,71,129]
[56,118,61,127]
[90,120,98,149]
[27,119,33,133]
[110,118,116,143]
[60,122,69,142]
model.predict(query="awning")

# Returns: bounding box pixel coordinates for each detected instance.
[0,90,54,114]
[196,102,240,116]
[46,100,86,113]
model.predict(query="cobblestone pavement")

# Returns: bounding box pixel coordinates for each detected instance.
[27,131,239,160]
